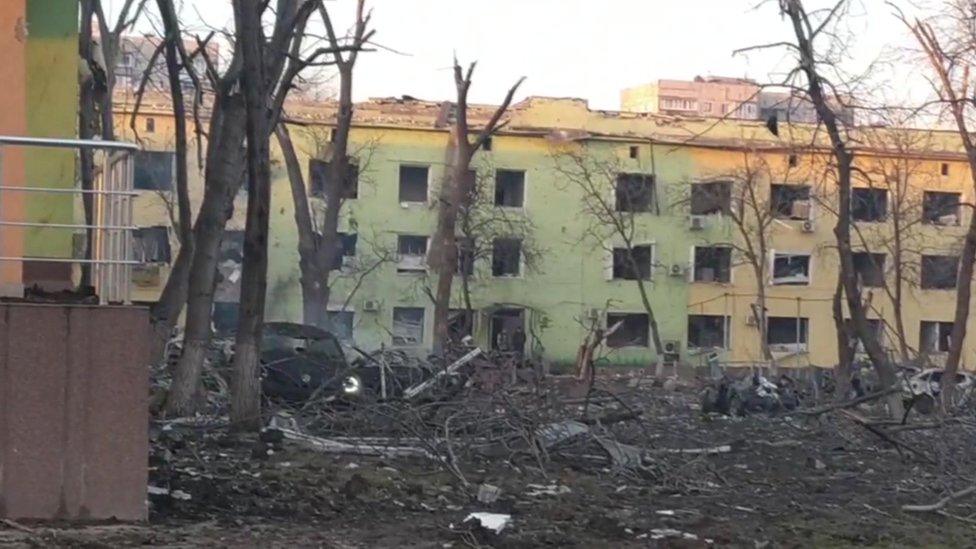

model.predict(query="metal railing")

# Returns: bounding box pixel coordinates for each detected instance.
[0,136,140,304]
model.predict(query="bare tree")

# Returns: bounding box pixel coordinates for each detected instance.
[429,60,524,354]
[554,150,666,375]
[166,0,344,416]
[897,5,976,396]
[449,165,542,339]
[276,0,373,329]
[230,0,273,429]
[142,0,203,363]
[684,150,787,367]
[753,0,901,414]
[854,128,932,363]
[79,0,145,287]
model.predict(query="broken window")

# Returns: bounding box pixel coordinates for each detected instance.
[326,310,354,342]
[494,169,525,208]
[767,317,809,352]
[398,165,429,203]
[132,226,171,264]
[456,237,475,276]
[606,313,649,348]
[212,301,240,336]
[392,307,425,346]
[920,254,959,289]
[612,245,652,280]
[772,252,810,285]
[330,232,358,270]
[687,315,730,350]
[920,320,953,353]
[492,238,521,277]
[851,187,887,222]
[769,184,811,220]
[133,151,175,191]
[309,158,359,200]
[396,235,427,273]
[615,173,655,213]
[852,252,885,288]
[145,117,155,133]
[693,246,732,283]
[922,191,960,225]
[690,181,732,215]
[215,230,244,302]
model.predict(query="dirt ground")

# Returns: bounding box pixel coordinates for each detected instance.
[2,375,974,548]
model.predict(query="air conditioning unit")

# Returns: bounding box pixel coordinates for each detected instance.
[669,264,684,277]
[586,307,601,320]
[688,215,706,231]
[362,299,380,312]
[745,314,758,327]
[801,220,815,233]
[663,340,680,354]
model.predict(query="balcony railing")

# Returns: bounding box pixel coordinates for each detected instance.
[0,136,140,304]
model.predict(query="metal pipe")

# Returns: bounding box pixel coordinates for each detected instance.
[0,221,136,230]
[0,257,140,265]
[0,135,139,151]
[0,186,139,196]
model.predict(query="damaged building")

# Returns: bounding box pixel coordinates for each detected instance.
[109,93,976,369]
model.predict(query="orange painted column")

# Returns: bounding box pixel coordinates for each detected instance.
[0,0,27,296]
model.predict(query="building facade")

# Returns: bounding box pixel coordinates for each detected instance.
[0,0,79,294]
[116,95,976,370]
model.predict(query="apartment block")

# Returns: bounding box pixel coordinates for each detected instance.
[115,94,975,370]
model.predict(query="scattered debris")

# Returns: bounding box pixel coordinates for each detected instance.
[463,512,511,534]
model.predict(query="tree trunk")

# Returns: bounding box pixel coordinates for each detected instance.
[783,0,901,417]
[431,145,471,354]
[832,278,853,401]
[165,94,247,416]
[230,0,271,431]
[78,1,97,289]
[634,276,665,376]
[276,124,330,328]
[146,0,195,366]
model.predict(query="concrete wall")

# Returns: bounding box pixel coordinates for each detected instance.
[0,304,148,520]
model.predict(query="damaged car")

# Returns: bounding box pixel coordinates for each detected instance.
[259,322,364,403]
[701,372,800,416]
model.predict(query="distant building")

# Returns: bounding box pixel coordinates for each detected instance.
[758,90,855,125]
[622,77,855,125]
[114,35,217,91]
[620,76,760,120]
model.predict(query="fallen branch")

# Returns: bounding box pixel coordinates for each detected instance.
[903,484,976,512]
[403,347,482,400]
[276,427,439,460]
[646,444,734,456]
[0,519,34,534]
[838,409,935,464]
[799,387,900,416]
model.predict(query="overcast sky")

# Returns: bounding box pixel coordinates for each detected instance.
[117,0,925,110]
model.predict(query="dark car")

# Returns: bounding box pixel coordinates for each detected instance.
[260,322,363,402]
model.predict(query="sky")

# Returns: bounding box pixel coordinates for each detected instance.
[116,0,927,111]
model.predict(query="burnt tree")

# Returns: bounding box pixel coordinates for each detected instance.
[429,60,523,353]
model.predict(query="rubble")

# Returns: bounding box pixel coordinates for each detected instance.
[136,341,976,546]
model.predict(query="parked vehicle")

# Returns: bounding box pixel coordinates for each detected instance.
[259,322,363,403]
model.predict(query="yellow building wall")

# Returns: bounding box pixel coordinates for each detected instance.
[685,145,976,370]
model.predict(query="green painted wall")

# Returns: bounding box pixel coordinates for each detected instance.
[264,126,696,365]
[23,0,77,258]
